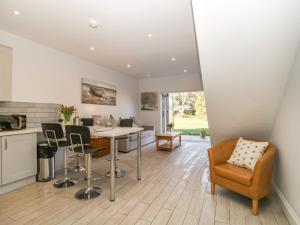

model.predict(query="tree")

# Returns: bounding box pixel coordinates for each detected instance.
[195,92,207,120]
[173,92,202,116]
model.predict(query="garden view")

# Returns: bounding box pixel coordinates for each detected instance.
[170,92,209,136]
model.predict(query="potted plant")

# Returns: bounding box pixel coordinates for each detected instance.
[58,105,77,125]
[167,122,175,132]
[200,128,206,138]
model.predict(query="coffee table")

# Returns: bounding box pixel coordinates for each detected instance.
[156,132,182,151]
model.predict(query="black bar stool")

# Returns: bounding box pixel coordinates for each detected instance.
[41,123,78,188]
[68,118,94,173]
[65,125,105,200]
[106,136,127,178]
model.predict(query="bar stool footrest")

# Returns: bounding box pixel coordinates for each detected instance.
[54,177,78,188]
[68,165,85,173]
[106,169,126,178]
[75,187,103,200]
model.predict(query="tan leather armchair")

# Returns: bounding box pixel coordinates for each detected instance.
[208,138,276,215]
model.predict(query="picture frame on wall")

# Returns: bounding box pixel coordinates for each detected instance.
[141,92,158,111]
[81,78,117,106]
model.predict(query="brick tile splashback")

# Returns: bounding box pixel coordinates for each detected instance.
[0,102,61,128]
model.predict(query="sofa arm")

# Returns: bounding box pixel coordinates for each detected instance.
[251,145,276,199]
[143,125,155,131]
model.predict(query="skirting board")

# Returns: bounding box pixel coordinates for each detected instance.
[273,183,300,225]
[0,176,36,195]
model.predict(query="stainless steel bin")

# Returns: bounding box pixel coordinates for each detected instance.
[37,142,57,182]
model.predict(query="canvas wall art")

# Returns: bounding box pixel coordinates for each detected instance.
[141,92,158,111]
[81,78,116,106]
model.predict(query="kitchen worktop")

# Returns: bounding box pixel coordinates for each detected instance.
[0,127,42,137]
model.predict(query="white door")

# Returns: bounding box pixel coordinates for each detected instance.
[2,133,37,184]
[161,93,170,133]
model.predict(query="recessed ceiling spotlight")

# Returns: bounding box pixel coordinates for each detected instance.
[89,19,98,29]
[90,47,95,51]
[148,34,153,38]
[13,10,20,15]
[127,64,131,68]
[184,69,188,73]
[171,57,176,62]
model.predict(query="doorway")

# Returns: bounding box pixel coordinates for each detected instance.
[161,91,209,142]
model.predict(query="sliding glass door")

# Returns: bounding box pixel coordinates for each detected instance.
[161,93,169,133]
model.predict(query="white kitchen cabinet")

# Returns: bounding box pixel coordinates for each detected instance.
[1,133,37,185]
[0,45,12,101]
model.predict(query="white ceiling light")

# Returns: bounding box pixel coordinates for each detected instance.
[90,46,95,51]
[127,64,131,68]
[89,19,98,29]
[13,10,20,15]
[171,57,176,62]
[148,34,153,38]
[184,69,188,73]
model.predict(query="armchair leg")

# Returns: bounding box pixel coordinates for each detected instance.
[265,193,271,199]
[210,182,215,195]
[252,200,259,216]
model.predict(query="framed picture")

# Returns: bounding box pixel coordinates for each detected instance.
[81,78,116,106]
[141,92,158,111]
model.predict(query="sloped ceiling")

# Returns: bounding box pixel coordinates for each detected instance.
[192,0,300,144]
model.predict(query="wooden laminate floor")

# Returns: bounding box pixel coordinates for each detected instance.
[0,142,289,225]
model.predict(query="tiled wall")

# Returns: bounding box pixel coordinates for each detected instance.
[0,102,61,128]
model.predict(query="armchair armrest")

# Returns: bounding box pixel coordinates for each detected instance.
[208,139,238,166]
[208,139,238,182]
[251,145,276,199]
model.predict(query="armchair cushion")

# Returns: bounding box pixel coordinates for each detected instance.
[227,138,269,170]
[214,163,253,186]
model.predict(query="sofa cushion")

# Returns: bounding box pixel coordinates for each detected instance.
[129,133,137,142]
[141,130,154,138]
[120,118,133,127]
[227,137,269,171]
[129,130,154,142]
[92,115,106,126]
[214,163,253,186]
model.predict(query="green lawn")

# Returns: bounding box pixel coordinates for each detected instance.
[172,115,209,136]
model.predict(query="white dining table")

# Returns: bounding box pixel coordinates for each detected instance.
[91,127,144,201]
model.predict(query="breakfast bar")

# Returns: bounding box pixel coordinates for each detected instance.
[91,127,144,201]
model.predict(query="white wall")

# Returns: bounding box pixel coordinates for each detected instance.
[0,44,12,101]
[192,0,300,144]
[138,73,203,132]
[0,30,139,119]
[271,47,300,224]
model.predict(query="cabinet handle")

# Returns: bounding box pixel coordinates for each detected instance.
[4,138,7,150]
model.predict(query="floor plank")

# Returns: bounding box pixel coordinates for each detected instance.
[0,141,288,225]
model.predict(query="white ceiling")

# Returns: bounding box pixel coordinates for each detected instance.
[0,0,200,78]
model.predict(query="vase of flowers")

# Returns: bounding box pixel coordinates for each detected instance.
[167,122,175,132]
[58,105,77,125]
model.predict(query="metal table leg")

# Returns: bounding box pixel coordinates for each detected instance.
[137,131,141,180]
[110,137,116,201]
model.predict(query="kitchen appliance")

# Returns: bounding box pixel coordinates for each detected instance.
[0,114,26,132]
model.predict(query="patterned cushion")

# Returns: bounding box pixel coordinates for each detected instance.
[227,138,269,171]
[92,115,106,126]
[109,114,118,127]
[131,116,143,127]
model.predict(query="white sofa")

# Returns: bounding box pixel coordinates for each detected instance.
[118,125,155,152]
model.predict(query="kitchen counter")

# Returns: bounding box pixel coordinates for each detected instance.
[0,127,42,137]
